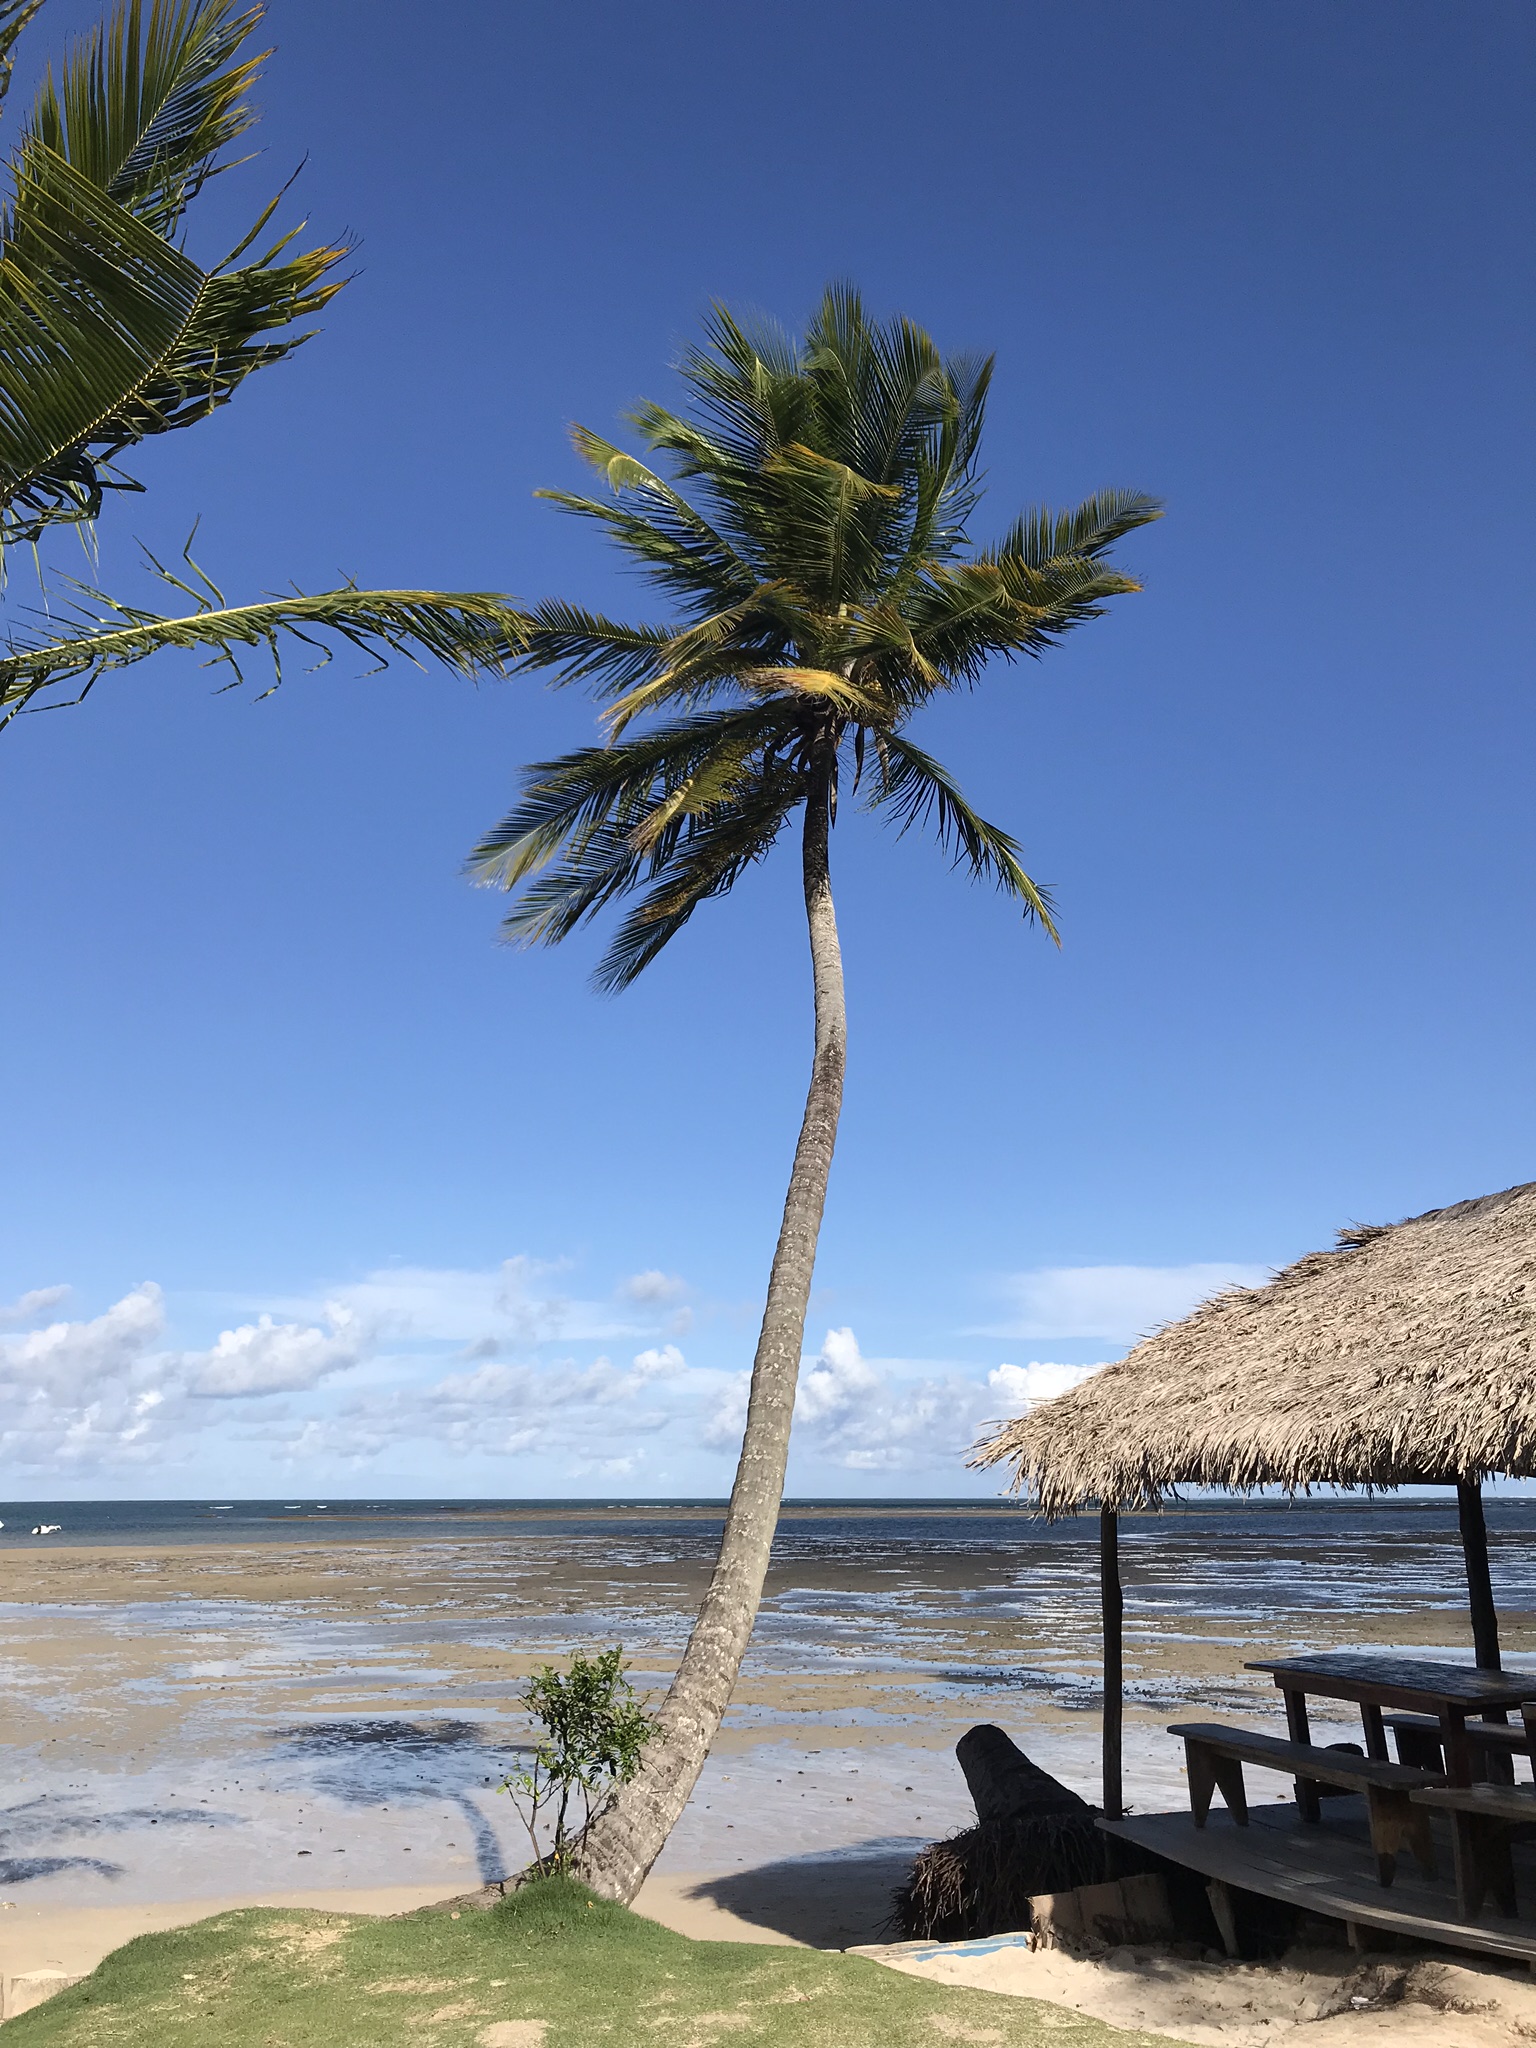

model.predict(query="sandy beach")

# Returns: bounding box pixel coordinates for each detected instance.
[0,1500,1532,2027]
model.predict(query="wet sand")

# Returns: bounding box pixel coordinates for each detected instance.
[0,1503,1531,1973]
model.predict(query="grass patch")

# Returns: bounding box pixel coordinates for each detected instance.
[4,1875,1182,2046]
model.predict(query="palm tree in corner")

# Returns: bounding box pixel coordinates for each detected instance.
[469,288,1160,1900]
[0,0,516,729]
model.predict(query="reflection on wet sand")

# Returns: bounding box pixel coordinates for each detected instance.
[0,1499,1529,1914]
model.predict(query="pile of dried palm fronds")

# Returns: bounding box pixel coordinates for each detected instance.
[893,1805,1108,1941]
[892,1724,1109,1941]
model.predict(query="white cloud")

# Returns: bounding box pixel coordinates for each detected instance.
[0,1283,165,1396]
[704,1328,1054,1475]
[632,1344,687,1381]
[0,1256,706,1479]
[0,1285,71,1328]
[987,1360,1105,1409]
[0,1252,1206,1486]
[263,1344,696,1465]
[0,1285,378,1470]
[701,1372,750,1451]
[794,1326,879,1424]
[978,1262,1267,1342]
[260,1256,643,1351]
[189,1306,367,1398]
[787,1329,974,1472]
[0,1285,171,1467]
[620,1270,687,1305]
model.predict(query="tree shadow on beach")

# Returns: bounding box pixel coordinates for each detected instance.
[0,1855,124,1884]
[681,1842,920,1948]
[0,1792,240,1884]
[269,1717,530,1884]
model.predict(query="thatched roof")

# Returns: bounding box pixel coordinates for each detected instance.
[974,1181,1536,1515]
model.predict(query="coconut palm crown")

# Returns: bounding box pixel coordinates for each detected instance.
[468,289,1160,979]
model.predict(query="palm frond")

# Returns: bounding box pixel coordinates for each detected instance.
[992,490,1163,568]
[759,439,900,604]
[486,814,649,951]
[0,140,346,540]
[869,730,1057,935]
[0,141,208,536]
[566,423,760,604]
[102,212,345,441]
[466,707,790,892]
[596,770,801,989]
[470,716,801,989]
[0,567,522,725]
[901,553,1146,681]
[512,600,674,692]
[837,598,945,698]
[736,665,890,721]
[598,597,801,735]
[26,0,265,239]
[535,483,757,615]
[668,303,810,474]
[805,287,964,490]
[0,1,45,113]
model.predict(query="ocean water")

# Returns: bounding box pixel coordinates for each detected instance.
[1,1493,1534,1615]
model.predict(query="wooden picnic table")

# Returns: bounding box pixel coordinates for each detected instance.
[1246,1652,1536,1816]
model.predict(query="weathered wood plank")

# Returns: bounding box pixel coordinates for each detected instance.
[1416,1782,1536,1823]
[1167,1721,1440,1790]
[1248,1652,1536,1712]
[1101,1803,1536,1966]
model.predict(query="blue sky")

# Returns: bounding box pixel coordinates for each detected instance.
[1,0,1532,1498]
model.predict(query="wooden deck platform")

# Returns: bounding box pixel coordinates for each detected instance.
[1102,1801,1536,1967]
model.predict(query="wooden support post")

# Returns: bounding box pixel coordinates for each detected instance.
[1458,1481,1502,1671]
[1101,1504,1124,1822]
[1207,1879,1240,1958]
[1282,1686,1322,1822]
[1457,1481,1515,1781]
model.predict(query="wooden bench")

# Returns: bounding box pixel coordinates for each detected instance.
[1386,1708,1535,1784]
[1169,1720,1442,1886]
[1411,1781,1536,1921]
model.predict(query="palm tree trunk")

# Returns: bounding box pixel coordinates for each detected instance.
[576,741,847,1903]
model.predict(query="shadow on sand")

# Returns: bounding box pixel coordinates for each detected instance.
[681,1842,920,1949]
[0,1856,124,1884]
[270,1717,531,1885]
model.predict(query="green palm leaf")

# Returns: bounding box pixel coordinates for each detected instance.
[0,141,345,540]
[0,141,208,535]
[0,2,347,544]
[992,488,1163,569]
[467,708,790,891]
[0,575,524,726]
[596,770,802,989]
[26,0,265,238]
[868,730,1057,935]
[512,601,674,693]
[467,707,802,987]
[0,2,45,112]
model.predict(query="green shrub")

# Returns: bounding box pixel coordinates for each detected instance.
[502,1647,655,1874]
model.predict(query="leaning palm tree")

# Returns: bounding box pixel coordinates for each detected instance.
[469,288,1161,1901]
[0,0,514,727]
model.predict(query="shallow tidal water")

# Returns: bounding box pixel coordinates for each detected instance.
[0,1494,1531,1910]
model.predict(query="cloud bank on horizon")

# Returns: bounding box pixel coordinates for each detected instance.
[0,1255,1244,1493]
